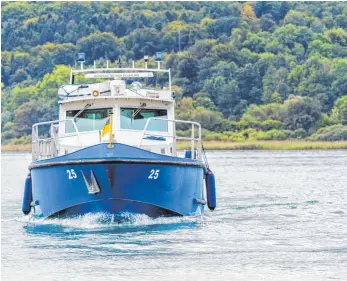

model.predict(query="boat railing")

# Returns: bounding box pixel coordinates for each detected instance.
[32,119,83,161]
[70,66,172,94]
[138,118,202,160]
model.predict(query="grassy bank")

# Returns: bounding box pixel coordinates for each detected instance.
[2,141,347,152]
[177,140,347,150]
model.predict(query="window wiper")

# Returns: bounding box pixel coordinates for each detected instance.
[73,103,92,122]
[132,103,146,121]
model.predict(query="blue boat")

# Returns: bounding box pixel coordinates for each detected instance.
[22,54,216,219]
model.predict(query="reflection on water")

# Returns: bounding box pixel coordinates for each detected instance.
[2,151,347,281]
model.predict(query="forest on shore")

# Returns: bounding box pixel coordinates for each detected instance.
[1,1,347,145]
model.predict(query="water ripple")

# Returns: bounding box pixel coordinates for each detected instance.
[2,151,347,281]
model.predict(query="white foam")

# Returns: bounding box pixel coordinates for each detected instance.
[10,212,207,230]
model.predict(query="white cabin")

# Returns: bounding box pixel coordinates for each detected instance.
[32,65,202,161]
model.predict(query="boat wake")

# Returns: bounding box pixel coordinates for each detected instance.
[9,212,208,235]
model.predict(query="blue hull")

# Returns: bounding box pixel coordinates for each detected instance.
[29,143,206,218]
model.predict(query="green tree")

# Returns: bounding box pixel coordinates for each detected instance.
[175,97,222,130]
[124,28,163,59]
[2,1,347,142]
[9,85,38,111]
[280,96,322,132]
[271,92,283,103]
[77,32,122,63]
[262,66,290,103]
[332,95,347,124]
[38,65,70,102]
[13,100,57,136]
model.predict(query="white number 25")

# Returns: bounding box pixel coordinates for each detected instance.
[67,169,77,179]
[148,169,160,180]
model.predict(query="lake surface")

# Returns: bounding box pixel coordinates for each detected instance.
[2,150,347,281]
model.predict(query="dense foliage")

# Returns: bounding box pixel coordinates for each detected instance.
[2,1,347,144]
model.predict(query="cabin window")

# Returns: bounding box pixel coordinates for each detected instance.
[66,108,112,133]
[120,108,168,132]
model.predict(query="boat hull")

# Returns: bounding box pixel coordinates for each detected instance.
[29,143,206,218]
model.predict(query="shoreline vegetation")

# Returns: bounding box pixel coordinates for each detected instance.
[2,141,347,153]
[178,140,347,150]
[2,3,347,147]
[1,144,31,152]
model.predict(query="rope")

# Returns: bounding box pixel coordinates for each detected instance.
[201,141,210,171]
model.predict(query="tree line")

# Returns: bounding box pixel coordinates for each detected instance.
[1,1,347,144]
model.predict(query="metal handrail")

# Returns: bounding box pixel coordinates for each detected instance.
[32,119,83,161]
[70,67,172,94]
[71,67,170,74]
[138,118,202,160]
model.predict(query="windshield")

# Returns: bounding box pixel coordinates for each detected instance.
[120,108,168,132]
[66,108,112,133]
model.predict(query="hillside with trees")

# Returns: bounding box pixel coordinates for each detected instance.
[2,1,347,144]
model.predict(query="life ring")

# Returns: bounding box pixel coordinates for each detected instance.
[92,90,100,97]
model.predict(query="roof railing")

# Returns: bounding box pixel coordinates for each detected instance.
[70,66,171,93]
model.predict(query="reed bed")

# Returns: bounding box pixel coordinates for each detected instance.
[1,144,31,152]
[177,140,347,150]
[2,141,347,152]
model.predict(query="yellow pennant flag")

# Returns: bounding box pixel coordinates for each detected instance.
[101,119,111,137]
